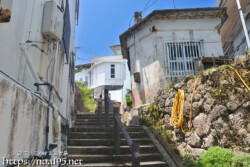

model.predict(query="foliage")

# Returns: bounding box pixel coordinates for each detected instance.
[145,103,158,119]
[155,125,171,140]
[123,121,127,126]
[198,146,234,167]
[125,89,133,107]
[182,155,199,167]
[214,89,222,97]
[76,82,96,111]
[231,153,250,167]
[181,146,250,167]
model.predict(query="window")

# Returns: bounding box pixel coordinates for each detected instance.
[166,41,203,77]
[111,64,115,78]
[85,76,88,82]
[79,78,83,82]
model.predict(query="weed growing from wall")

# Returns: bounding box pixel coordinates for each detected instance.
[76,82,97,111]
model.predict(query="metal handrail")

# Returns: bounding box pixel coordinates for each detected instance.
[99,91,140,167]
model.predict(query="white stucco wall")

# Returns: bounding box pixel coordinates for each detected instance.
[0,0,78,162]
[127,17,224,107]
[75,69,89,83]
[88,60,126,89]
[88,55,131,102]
[0,0,77,121]
[0,75,57,165]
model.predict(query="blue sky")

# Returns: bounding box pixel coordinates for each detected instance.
[75,0,217,65]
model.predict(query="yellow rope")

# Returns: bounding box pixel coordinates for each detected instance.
[170,76,200,135]
[170,64,249,135]
[170,89,185,128]
[226,65,250,91]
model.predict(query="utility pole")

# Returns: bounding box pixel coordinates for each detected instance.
[236,0,250,52]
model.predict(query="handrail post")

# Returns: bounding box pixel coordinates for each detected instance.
[98,94,102,126]
[114,110,120,155]
[132,143,140,167]
[104,89,109,127]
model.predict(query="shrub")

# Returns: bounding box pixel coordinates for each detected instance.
[231,153,250,167]
[198,146,234,167]
[76,82,96,111]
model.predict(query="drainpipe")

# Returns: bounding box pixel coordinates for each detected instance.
[19,43,48,98]
[236,0,250,52]
[34,82,53,158]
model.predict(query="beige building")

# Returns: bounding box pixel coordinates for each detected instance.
[217,0,250,57]
[0,0,79,164]
[120,8,227,108]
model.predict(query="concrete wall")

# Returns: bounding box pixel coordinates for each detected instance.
[0,0,78,163]
[127,18,224,107]
[0,0,77,122]
[0,74,61,165]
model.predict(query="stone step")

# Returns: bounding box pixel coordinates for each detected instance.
[67,145,158,155]
[76,115,114,119]
[68,153,163,163]
[69,126,144,132]
[68,138,153,146]
[68,161,169,167]
[74,122,114,126]
[68,132,148,139]
[75,118,114,122]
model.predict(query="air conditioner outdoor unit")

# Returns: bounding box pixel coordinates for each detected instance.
[42,1,63,41]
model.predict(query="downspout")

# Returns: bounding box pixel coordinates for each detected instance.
[34,83,53,158]
[236,0,250,51]
[19,43,48,98]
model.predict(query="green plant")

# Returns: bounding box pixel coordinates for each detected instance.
[125,89,133,107]
[182,155,198,167]
[231,153,250,167]
[214,89,222,97]
[139,117,152,126]
[76,82,96,111]
[198,146,234,167]
[168,87,173,92]
[123,121,127,126]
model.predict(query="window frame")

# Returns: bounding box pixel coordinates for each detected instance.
[110,64,115,79]
[165,41,203,77]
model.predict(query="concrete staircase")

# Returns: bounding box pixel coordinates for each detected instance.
[67,113,170,166]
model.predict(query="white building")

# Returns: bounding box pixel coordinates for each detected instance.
[88,45,131,102]
[75,63,91,83]
[0,0,79,163]
[120,8,227,107]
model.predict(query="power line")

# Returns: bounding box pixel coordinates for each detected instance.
[172,0,176,9]
[129,0,159,28]
[142,0,151,12]
[76,57,91,61]
[142,0,159,13]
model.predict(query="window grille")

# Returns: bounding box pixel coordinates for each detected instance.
[111,64,115,78]
[166,41,203,77]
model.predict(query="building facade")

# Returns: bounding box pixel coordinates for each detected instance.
[88,45,131,102]
[0,0,79,164]
[217,0,250,57]
[120,8,227,107]
[75,63,91,84]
